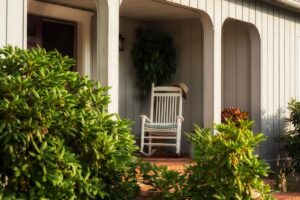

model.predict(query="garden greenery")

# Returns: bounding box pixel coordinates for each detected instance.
[0,46,273,199]
[141,120,273,200]
[187,120,272,199]
[280,99,300,171]
[0,46,139,199]
[132,28,176,97]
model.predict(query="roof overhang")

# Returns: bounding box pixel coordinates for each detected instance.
[32,0,96,12]
[262,0,300,13]
[120,0,200,20]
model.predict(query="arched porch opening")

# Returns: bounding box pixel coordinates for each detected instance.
[222,18,261,131]
[119,0,213,155]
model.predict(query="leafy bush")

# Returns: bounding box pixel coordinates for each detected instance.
[0,46,139,199]
[221,107,249,125]
[141,120,273,200]
[139,162,186,200]
[132,28,176,97]
[279,99,300,171]
[187,120,272,199]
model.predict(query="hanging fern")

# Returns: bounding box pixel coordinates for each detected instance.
[132,28,176,97]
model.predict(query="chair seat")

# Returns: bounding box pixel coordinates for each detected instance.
[144,123,177,130]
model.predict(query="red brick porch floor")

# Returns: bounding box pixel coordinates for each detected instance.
[140,156,300,200]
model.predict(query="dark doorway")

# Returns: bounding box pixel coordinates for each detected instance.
[27,15,77,71]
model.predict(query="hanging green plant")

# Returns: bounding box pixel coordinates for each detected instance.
[132,28,176,97]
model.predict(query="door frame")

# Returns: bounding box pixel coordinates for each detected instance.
[27,0,94,76]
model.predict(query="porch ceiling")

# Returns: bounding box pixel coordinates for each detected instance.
[33,0,96,12]
[120,0,200,20]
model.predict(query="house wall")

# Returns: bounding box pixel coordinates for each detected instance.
[119,17,145,134]
[0,0,27,48]
[162,0,300,162]
[119,17,203,154]
[2,0,300,161]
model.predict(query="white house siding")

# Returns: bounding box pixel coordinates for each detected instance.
[119,17,145,136]
[0,0,27,48]
[164,0,300,162]
[119,17,203,154]
[1,0,299,160]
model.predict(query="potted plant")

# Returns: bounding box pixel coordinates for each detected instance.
[132,28,176,97]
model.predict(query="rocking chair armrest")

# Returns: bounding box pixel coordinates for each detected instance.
[176,115,184,122]
[140,115,151,122]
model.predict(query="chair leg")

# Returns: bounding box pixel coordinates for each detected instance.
[139,132,156,157]
[176,128,181,155]
[148,133,152,154]
[148,133,156,156]
[140,119,145,154]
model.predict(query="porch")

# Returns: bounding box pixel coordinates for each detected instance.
[26,0,261,155]
[119,0,261,155]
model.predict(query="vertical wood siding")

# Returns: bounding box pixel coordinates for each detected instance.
[2,0,299,160]
[0,0,7,46]
[0,0,27,48]
[164,0,300,161]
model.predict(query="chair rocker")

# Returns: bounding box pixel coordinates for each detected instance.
[140,83,184,156]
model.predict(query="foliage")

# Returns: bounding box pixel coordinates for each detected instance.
[186,120,272,199]
[132,28,176,97]
[140,120,273,200]
[279,99,300,171]
[138,162,187,200]
[0,46,139,199]
[221,107,249,125]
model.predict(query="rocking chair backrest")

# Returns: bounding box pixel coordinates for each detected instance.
[150,83,182,123]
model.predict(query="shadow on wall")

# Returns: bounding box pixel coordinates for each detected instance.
[259,107,289,168]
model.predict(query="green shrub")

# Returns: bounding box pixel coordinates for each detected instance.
[0,46,139,199]
[139,162,187,200]
[141,120,273,200]
[279,99,300,170]
[187,120,272,200]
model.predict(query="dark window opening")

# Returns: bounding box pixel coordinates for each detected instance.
[27,14,77,71]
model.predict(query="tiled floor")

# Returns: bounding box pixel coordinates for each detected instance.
[274,193,300,200]
[141,155,193,172]
[140,155,300,200]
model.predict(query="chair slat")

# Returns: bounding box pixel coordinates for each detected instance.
[166,96,169,123]
[164,96,166,123]
[174,97,177,122]
[156,96,159,123]
[161,96,164,123]
[159,96,162,123]
[171,97,175,123]
[155,96,158,123]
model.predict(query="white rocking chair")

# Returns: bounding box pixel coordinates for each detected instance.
[140,83,184,156]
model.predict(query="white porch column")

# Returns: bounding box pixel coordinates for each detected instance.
[96,0,119,114]
[201,13,215,129]
[213,26,222,125]
[107,1,120,114]
[0,0,27,48]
